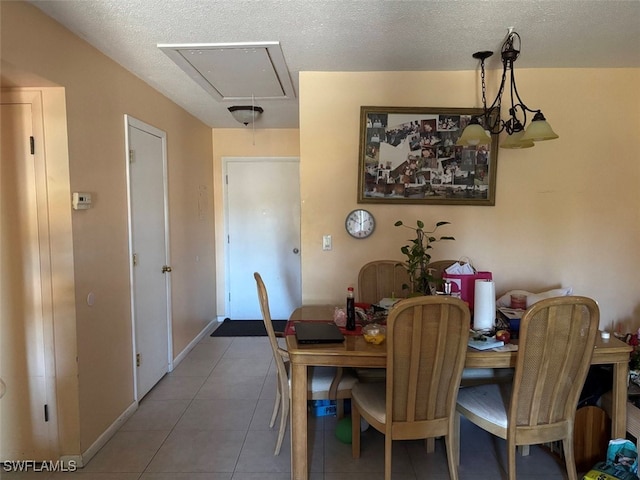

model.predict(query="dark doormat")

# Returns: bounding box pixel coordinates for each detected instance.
[210,318,287,337]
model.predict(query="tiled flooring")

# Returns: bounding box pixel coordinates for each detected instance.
[8,332,574,479]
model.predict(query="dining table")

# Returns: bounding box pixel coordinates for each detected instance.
[285,304,633,480]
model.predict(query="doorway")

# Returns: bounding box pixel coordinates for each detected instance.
[224,157,301,320]
[125,116,172,400]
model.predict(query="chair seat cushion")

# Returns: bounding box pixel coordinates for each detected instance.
[352,382,386,424]
[309,366,358,393]
[457,383,511,430]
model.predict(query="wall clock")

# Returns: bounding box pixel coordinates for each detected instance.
[345,209,375,239]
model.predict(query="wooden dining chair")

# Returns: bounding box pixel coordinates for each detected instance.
[254,272,357,455]
[426,259,457,285]
[357,259,509,388]
[427,259,514,387]
[456,296,600,480]
[357,260,411,304]
[351,296,470,480]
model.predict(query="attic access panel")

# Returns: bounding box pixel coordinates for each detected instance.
[158,42,295,101]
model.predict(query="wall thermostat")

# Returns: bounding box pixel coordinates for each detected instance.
[72,192,92,210]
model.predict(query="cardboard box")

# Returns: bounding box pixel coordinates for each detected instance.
[309,400,337,417]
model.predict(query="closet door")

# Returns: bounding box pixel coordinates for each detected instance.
[1,93,53,460]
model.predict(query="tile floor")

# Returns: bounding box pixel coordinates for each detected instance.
[7,332,575,480]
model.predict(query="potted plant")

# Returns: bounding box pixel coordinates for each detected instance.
[394,219,455,295]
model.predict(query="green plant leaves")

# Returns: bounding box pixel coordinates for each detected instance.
[394,219,455,295]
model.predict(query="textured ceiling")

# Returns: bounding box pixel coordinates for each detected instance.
[28,0,640,128]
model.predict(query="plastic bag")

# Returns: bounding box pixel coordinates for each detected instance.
[583,439,638,480]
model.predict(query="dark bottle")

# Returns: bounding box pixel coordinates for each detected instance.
[346,286,356,331]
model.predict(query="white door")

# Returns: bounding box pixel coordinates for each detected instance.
[126,116,171,400]
[0,94,54,459]
[225,158,301,320]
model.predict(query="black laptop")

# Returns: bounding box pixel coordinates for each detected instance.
[294,321,345,344]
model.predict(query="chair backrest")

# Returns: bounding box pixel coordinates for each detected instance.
[385,296,470,438]
[427,259,457,283]
[357,260,411,303]
[510,296,599,438]
[254,272,289,382]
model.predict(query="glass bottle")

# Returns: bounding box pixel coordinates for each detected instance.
[346,287,356,331]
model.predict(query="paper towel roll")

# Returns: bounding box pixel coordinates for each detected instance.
[473,279,496,331]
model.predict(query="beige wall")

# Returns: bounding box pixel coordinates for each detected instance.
[1,1,216,454]
[299,70,640,331]
[211,128,300,315]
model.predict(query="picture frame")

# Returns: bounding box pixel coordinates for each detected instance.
[357,106,499,205]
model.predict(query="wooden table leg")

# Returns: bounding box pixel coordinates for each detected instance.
[611,360,628,439]
[291,363,308,480]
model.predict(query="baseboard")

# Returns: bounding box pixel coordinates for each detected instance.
[80,400,138,467]
[216,315,226,323]
[172,318,218,367]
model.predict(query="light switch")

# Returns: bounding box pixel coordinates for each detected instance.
[322,235,332,251]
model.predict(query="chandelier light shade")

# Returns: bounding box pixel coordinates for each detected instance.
[228,105,263,125]
[459,30,559,149]
[520,112,559,142]
[500,129,534,149]
[455,117,491,146]
[499,119,534,149]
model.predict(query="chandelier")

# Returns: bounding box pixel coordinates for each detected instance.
[457,30,559,149]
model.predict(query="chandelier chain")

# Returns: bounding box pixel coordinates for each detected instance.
[480,58,487,112]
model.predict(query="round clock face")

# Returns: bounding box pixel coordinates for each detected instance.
[345,209,375,239]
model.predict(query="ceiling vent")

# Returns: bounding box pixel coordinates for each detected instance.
[158,41,295,101]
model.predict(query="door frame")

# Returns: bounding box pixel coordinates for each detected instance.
[222,156,301,320]
[1,89,59,458]
[124,115,173,401]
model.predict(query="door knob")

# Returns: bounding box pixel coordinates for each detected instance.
[162,265,172,273]
[293,248,299,254]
